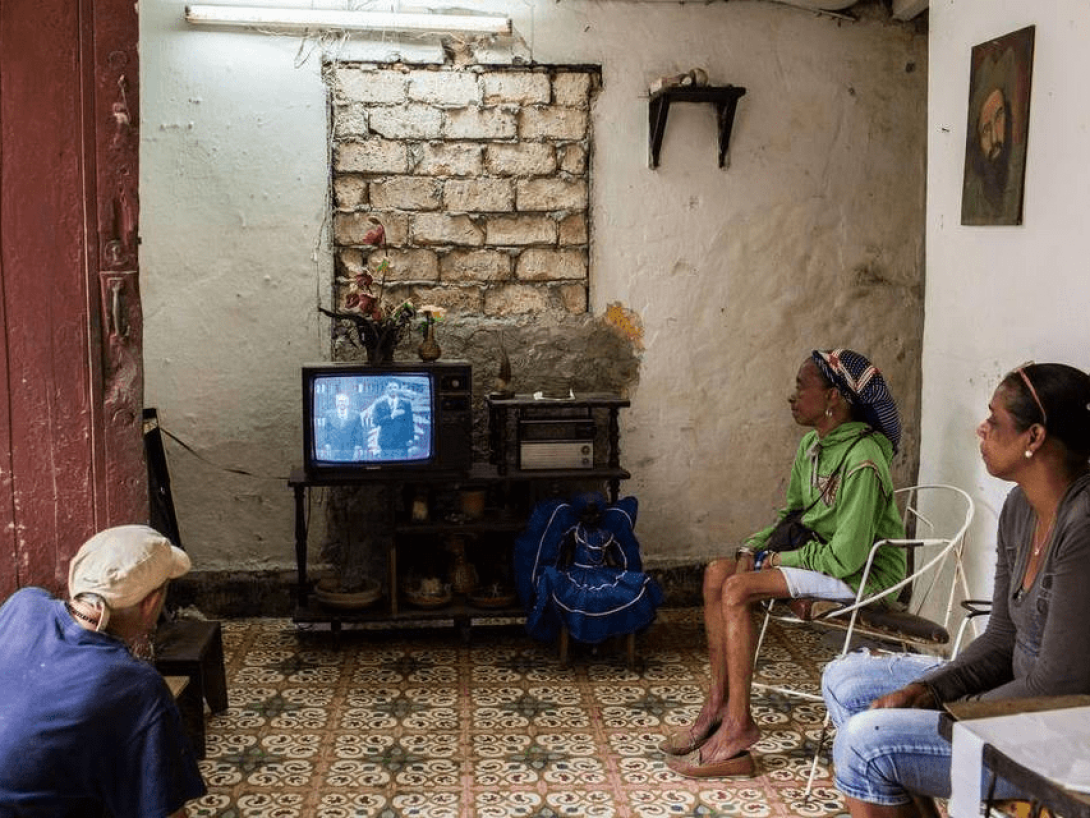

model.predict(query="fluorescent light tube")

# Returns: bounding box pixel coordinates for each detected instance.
[184,5,512,36]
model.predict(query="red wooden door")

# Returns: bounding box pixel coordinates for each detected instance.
[0,0,146,598]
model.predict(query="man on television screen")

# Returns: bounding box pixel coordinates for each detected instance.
[321,392,365,461]
[370,380,415,457]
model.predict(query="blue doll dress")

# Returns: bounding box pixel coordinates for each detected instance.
[514,492,663,644]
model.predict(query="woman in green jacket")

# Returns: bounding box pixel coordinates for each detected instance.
[663,348,907,779]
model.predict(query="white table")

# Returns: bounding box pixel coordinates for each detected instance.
[947,701,1090,818]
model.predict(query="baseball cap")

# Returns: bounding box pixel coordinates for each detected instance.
[68,525,191,610]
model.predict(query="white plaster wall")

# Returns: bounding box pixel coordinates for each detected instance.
[141,0,332,568]
[141,0,927,572]
[581,3,926,557]
[923,1,1090,602]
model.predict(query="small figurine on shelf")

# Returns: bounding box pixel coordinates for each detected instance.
[491,333,514,399]
[460,489,487,520]
[405,576,452,608]
[411,492,429,522]
[649,67,709,95]
[447,536,478,595]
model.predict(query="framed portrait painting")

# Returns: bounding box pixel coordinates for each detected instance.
[960,25,1036,226]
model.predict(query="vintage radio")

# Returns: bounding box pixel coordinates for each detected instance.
[518,418,595,470]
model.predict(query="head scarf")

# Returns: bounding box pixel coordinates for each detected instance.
[811,348,902,453]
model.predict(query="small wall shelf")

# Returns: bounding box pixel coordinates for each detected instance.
[648,84,747,169]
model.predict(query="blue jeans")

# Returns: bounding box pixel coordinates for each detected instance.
[823,651,947,805]
[822,651,1023,806]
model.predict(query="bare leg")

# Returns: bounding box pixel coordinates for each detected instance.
[846,795,925,818]
[658,558,745,754]
[661,558,741,754]
[661,558,735,755]
[696,558,736,729]
[695,567,789,763]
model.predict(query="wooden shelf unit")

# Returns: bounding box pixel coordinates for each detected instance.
[288,392,632,633]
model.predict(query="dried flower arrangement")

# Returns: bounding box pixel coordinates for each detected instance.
[320,217,415,363]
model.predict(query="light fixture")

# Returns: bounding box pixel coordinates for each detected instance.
[184,5,512,36]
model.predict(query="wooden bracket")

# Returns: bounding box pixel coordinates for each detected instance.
[648,85,747,169]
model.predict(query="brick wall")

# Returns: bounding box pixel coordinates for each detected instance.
[329,64,600,328]
[322,63,641,591]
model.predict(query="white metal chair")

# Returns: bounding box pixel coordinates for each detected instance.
[751,483,975,796]
[952,597,991,657]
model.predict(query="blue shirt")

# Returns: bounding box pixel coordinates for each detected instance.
[0,587,206,817]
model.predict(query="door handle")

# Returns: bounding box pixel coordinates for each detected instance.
[105,275,127,341]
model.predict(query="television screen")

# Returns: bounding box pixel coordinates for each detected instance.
[310,371,433,466]
[302,361,473,477]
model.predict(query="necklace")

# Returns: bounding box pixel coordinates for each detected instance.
[65,601,101,628]
[1031,514,1057,559]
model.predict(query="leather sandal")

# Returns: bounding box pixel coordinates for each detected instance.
[666,749,757,779]
[658,723,717,755]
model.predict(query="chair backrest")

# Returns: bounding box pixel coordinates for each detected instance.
[895,484,975,626]
[821,483,975,655]
[952,598,991,657]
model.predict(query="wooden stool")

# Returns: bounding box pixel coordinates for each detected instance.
[162,674,205,759]
[155,619,228,759]
[164,675,189,699]
[558,626,637,668]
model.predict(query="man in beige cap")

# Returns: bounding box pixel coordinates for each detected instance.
[0,525,206,816]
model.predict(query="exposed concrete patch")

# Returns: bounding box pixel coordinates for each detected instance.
[321,312,643,591]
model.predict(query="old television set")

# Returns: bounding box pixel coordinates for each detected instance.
[302,360,473,478]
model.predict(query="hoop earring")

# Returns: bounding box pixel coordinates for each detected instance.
[825,408,833,418]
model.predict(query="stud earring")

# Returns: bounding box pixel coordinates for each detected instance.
[1025,450,1033,459]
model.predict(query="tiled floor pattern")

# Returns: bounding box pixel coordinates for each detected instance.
[188,611,847,818]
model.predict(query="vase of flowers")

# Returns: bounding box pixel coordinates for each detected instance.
[364,324,400,365]
[417,305,446,362]
[319,218,416,363]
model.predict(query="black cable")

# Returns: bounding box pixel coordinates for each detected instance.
[157,425,289,481]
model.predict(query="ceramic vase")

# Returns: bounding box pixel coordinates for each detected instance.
[418,316,441,361]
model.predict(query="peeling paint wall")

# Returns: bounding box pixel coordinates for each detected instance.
[140,0,926,574]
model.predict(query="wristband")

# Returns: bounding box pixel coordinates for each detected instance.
[753,550,768,570]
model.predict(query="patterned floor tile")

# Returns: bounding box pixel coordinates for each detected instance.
[188,612,847,818]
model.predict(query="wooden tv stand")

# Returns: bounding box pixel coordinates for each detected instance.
[288,392,631,634]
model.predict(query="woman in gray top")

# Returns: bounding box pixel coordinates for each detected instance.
[821,362,1090,818]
